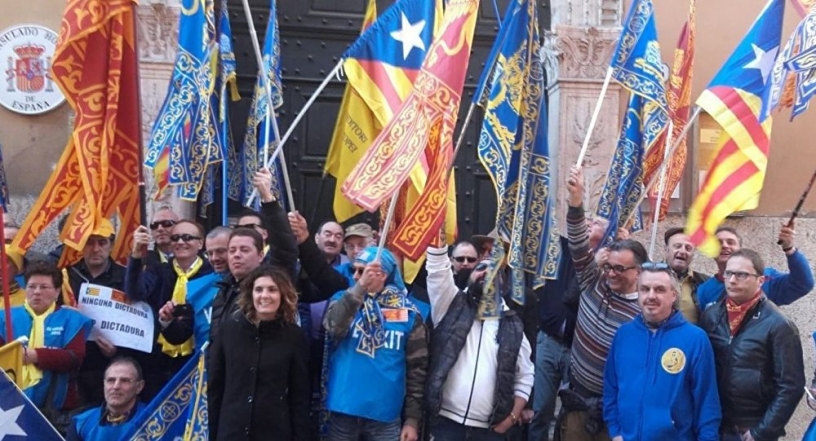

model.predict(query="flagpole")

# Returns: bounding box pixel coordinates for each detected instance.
[576,67,613,167]
[376,194,400,262]
[221,91,229,225]
[133,4,147,227]
[776,166,816,244]
[241,0,296,212]
[621,106,702,229]
[0,208,12,341]
[648,121,673,259]
[246,60,343,207]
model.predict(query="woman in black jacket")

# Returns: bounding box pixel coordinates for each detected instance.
[209,265,309,440]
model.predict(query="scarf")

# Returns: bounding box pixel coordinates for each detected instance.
[158,257,203,357]
[353,247,408,357]
[22,301,55,389]
[725,291,762,336]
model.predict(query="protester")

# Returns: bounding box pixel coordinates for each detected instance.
[126,219,219,398]
[304,220,347,338]
[662,227,710,323]
[205,226,232,275]
[315,221,347,266]
[209,266,309,440]
[209,168,298,341]
[323,247,427,441]
[449,240,478,289]
[699,249,805,441]
[424,240,534,440]
[696,224,814,310]
[0,260,93,414]
[67,357,146,441]
[145,206,179,265]
[603,262,720,441]
[559,166,644,441]
[63,218,132,406]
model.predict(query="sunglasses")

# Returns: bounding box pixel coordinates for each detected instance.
[149,220,176,230]
[453,256,478,264]
[170,234,201,243]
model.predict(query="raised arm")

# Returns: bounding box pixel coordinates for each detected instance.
[255,168,299,278]
[425,245,459,327]
[289,211,350,302]
[565,166,601,292]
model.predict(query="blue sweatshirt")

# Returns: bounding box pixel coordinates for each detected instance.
[696,250,814,310]
[603,312,721,441]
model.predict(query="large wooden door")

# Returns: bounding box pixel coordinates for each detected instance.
[213,0,550,241]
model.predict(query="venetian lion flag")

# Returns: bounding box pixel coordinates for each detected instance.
[345,0,479,261]
[11,0,141,265]
[685,0,784,256]
[642,0,696,221]
[144,0,223,202]
[324,0,380,223]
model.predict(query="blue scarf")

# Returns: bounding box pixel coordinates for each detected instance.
[354,247,408,357]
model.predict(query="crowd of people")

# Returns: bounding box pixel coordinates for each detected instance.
[0,165,815,441]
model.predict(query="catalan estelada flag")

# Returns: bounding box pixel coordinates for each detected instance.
[685,0,784,257]
[11,0,141,265]
[642,0,696,221]
[349,0,479,261]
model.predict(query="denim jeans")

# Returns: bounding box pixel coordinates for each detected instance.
[431,417,504,441]
[528,331,571,441]
[328,412,400,441]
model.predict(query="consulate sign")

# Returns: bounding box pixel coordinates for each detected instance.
[0,24,65,115]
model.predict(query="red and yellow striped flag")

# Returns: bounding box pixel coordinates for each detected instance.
[11,0,141,265]
[685,0,784,256]
[643,0,696,221]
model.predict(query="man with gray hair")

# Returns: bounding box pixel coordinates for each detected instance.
[603,262,721,441]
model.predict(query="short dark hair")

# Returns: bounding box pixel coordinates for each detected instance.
[715,226,742,246]
[730,248,764,274]
[237,210,265,227]
[106,356,143,381]
[24,260,62,288]
[317,220,343,235]
[664,227,686,245]
[608,239,648,266]
[230,227,264,253]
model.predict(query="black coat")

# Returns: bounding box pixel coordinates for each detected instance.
[699,296,805,440]
[209,312,310,441]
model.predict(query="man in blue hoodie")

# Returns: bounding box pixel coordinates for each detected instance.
[603,262,721,441]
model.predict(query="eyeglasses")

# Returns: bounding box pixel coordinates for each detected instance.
[236,223,263,230]
[104,377,138,386]
[602,263,639,275]
[149,220,176,230]
[170,234,201,243]
[724,270,760,281]
[26,284,55,291]
[352,267,366,276]
[453,256,478,264]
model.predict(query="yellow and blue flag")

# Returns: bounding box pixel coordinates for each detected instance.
[144,0,223,202]
[238,0,286,209]
[686,0,784,256]
[123,348,208,440]
[476,0,537,242]
[596,0,668,246]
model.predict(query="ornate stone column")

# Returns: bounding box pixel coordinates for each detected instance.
[136,0,193,220]
[544,0,623,224]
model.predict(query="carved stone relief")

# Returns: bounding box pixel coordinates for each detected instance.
[544,25,619,85]
[137,3,180,65]
[549,0,622,28]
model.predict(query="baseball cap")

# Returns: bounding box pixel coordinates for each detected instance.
[91,218,115,238]
[344,223,373,240]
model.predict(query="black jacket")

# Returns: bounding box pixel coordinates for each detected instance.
[209,312,310,441]
[296,239,350,302]
[699,295,805,441]
[537,236,579,346]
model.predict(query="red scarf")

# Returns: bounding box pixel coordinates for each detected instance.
[725,291,761,336]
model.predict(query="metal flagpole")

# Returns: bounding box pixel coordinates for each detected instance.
[576,67,613,167]
[375,195,400,262]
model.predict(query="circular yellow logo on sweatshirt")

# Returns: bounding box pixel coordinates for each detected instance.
[661,348,686,374]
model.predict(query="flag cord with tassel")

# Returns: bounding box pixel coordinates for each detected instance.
[241,0,296,212]
[647,120,673,259]
[246,59,344,208]
[622,106,702,229]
